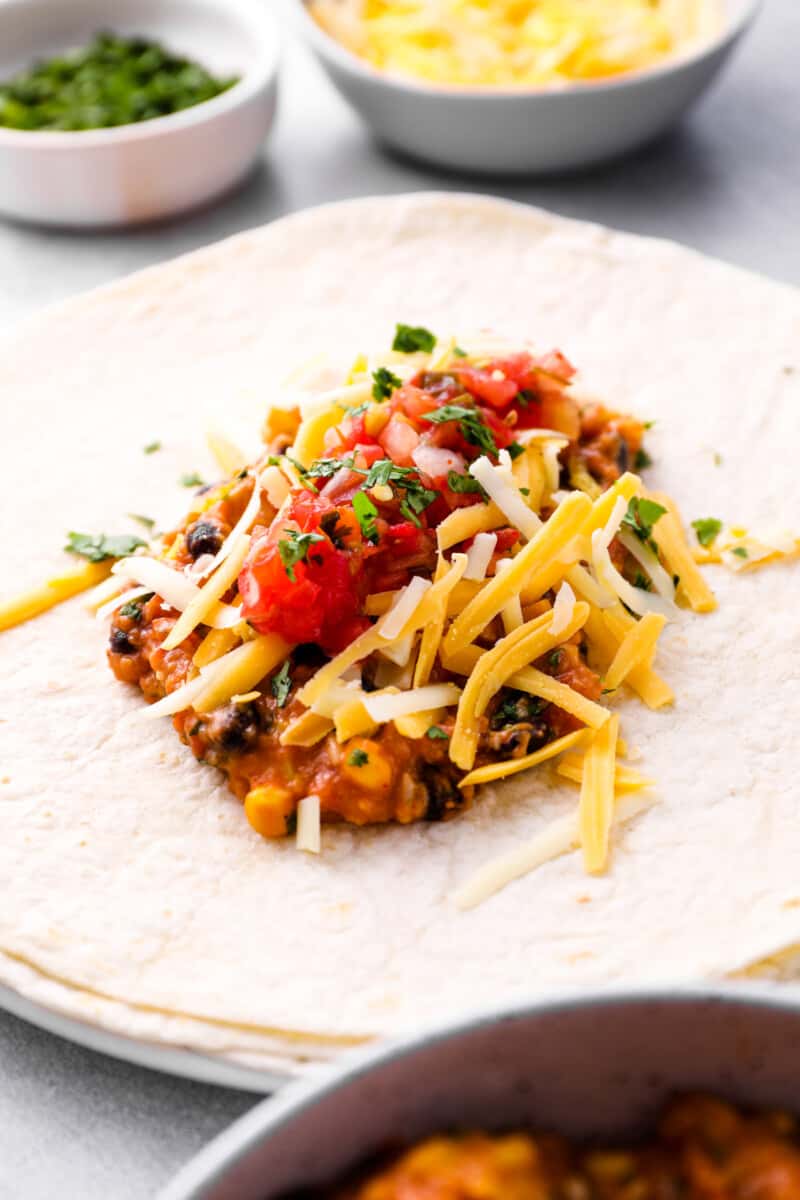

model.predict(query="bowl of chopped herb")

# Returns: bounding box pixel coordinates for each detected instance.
[0,0,279,226]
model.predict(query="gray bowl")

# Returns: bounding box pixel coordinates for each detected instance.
[160,986,800,1199]
[294,0,762,174]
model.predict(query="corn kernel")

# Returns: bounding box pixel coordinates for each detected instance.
[341,738,392,791]
[244,785,295,838]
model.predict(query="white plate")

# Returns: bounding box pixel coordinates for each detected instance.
[0,979,287,1093]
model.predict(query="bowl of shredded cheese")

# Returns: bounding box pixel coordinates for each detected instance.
[297,0,761,173]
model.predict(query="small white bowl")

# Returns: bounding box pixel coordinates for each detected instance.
[295,0,761,174]
[0,0,280,227]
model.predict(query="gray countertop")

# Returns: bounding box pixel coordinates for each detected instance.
[1,4,798,1197]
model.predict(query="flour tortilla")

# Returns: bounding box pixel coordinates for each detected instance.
[2,193,800,1073]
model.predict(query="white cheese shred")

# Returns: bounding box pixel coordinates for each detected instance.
[296,794,322,854]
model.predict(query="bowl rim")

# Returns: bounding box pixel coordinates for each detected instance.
[0,0,281,150]
[294,0,763,102]
[158,982,800,1200]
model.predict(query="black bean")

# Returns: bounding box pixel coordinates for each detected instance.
[419,761,465,822]
[109,627,136,655]
[186,520,223,559]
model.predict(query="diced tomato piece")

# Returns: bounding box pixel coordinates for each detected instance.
[239,494,366,653]
[392,384,440,423]
[456,365,519,409]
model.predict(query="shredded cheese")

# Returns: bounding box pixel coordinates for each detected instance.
[458,729,587,788]
[192,634,291,714]
[260,463,291,509]
[604,612,666,691]
[380,576,432,640]
[194,476,262,583]
[436,502,505,552]
[94,585,152,623]
[591,497,673,620]
[413,554,467,687]
[296,794,321,854]
[579,713,620,873]
[469,455,541,541]
[444,491,592,655]
[393,709,443,739]
[161,533,250,650]
[454,790,654,911]
[363,683,461,724]
[313,1,721,93]
[112,556,240,627]
[463,532,497,581]
[0,560,111,632]
[649,491,717,613]
[556,755,654,792]
[207,429,248,476]
[334,698,379,742]
[509,666,610,730]
[495,558,523,635]
[548,581,576,637]
[280,711,334,747]
[449,601,589,770]
[192,627,239,669]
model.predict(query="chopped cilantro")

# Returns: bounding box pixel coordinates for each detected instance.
[643,420,656,431]
[732,546,749,559]
[371,367,402,402]
[422,404,498,458]
[490,691,546,730]
[446,471,486,497]
[426,725,449,740]
[64,531,146,562]
[143,440,161,454]
[342,401,370,419]
[360,459,437,527]
[453,346,468,358]
[507,441,525,461]
[352,490,379,543]
[179,472,205,488]
[622,497,666,548]
[266,455,283,467]
[519,487,530,496]
[277,529,325,582]
[633,571,652,592]
[361,459,412,489]
[127,513,156,533]
[271,660,292,707]
[392,323,436,354]
[548,649,563,670]
[118,592,153,621]
[517,389,537,408]
[634,448,652,471]
[691,517,722,548]
[307,454,356,479]
[347,748,369,767]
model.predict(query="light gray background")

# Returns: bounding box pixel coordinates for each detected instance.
[0,4,798,1197]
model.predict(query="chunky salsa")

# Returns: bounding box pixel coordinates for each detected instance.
[106,326,675,851]
[323,1097,800,1200]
